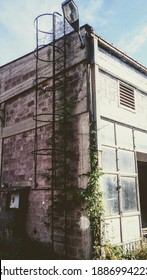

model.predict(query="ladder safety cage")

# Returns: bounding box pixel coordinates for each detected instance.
[32,12,70,257]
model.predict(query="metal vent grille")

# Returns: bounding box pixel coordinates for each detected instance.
[119,82,135,110]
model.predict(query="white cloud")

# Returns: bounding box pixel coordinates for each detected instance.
[0,0,108,65]
[79,0,105,25]
[118,24,147,55]
[0,0,147,67]
[79,0,103,20]
[0,0,62,65]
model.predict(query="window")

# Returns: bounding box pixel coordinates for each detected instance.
[121,177,138,212]
[118,150,135,173]
[119,82,135,111]
[100,119,140,244]
[116,125,133,149]
[100,120,115,146]
[101,120,138,218]
[102,174,119,215]
[134,130,147,153]
[102,147,116,172]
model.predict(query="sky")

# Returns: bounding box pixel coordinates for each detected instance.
[0,0,147,67]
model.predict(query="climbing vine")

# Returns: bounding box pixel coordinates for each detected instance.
[43,79,81,229]
[42,66,104,258]
[81,127,104,257]
[43,103,104,257]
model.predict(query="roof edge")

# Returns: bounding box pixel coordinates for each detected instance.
[90,29,147,75]
[1,24,147,76]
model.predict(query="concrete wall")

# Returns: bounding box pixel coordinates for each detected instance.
[0,30,91,259]
[1,28,146,257]
[96,43,147,248]
[97,48,147,130]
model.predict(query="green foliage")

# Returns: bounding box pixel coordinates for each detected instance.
[99,243,125,260]
[81,128,104,257]
[43,88,80,229]
[43,80,104,258]
[95,242,147,260]
[128,242,147,260]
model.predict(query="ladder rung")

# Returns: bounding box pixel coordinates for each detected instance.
[53,226,65,230]
[53,240,65,244]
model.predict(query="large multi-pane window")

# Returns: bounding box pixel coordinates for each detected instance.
[100,119,138,216]
[100,118,142,244]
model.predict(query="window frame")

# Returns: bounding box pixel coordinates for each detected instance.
[100,119,139,217]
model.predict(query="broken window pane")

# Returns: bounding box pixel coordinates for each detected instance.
[121,177,137,212]
[118,150,135,173]
[102,174,119,215]
[100,120,115,146]
[116,125,133,149]
[102,147,116,172]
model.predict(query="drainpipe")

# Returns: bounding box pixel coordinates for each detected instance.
[86,27,104,252]
[86,27,101,152]
[0,103,5,211]
[0,103,5,186]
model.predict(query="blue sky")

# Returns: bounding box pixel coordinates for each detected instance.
[0,0,147,67]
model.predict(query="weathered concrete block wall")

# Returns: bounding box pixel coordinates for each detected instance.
[0,30,91,259]
[2,132,34,184]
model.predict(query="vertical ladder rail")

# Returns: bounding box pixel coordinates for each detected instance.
[33,12,69,257]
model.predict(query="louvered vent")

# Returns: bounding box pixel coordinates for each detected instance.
[119,82,135,110]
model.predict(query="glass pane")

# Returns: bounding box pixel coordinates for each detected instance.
[102,174,119,215]
[118,150,135,173]
[104,218,121,244]
[135,131,147,153]
[121,177,137,212]
[100,120,115,146]
[122,216,140,242]
[116,125,133,149]
[102,147,116,172]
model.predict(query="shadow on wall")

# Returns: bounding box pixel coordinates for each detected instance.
[0,237,59,260]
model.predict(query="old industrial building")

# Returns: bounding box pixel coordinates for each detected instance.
[0,6,147,259]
